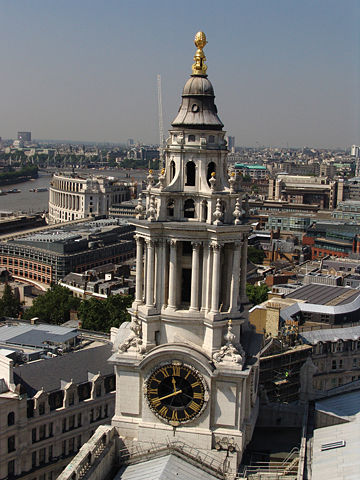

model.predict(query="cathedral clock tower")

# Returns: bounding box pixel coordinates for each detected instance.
[110,32,260,471]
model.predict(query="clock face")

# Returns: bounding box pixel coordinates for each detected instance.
[146,362,207,424]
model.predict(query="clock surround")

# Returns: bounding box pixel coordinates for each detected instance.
[145,361,208,425]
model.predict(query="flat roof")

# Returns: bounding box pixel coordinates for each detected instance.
[286,284,360,306]
[312,417,360,479]
[0,322,78,348]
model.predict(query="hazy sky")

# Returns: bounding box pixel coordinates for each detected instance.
[1,0,359,148]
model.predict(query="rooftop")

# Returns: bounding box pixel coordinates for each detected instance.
[285,284,360,306]
[0,321,77,348]
[300,326,360,345]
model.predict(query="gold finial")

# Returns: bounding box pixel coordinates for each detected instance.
[192,31,207,76]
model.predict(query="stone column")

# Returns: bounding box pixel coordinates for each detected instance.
[156,240,166,309]
[240,236,248,303]
[210,242,222,313]
[201,242,210,312]
[230,241,242,312]
[168,239,177,309]
[134,235,144,304]
[190,242,201,311]
[145,239,155,307]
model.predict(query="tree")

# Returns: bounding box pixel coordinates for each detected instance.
[246,283,269,306]
[78,294,132,332]
[247,246,265,264]
[23,284,80,324]
[0,284,21,318]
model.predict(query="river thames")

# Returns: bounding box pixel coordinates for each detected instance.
[0,168,149,214]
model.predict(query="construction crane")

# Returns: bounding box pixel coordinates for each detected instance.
[157,74,165,168]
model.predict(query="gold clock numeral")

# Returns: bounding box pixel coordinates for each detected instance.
[171,410,178,421]
[159,367,170,378]
[148,388,158,395]
[193,392,203,400]
[184,370,191,380]
[159,406,168,417]
[188,401,201,412]
[151,377,161,384]
[151,397,161,407]
[172,365,180,376]
[183,410,190,420]
[191,381,200,388]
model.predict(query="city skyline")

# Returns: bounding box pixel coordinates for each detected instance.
[1,0,359,148]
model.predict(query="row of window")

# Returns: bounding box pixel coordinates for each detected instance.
[0,257,51,272]
[169,160,216,186]
[174,134,216,143]
[314,340,360,355]
[32,422,54,443]
[315,374,360,390]
[27,376,116,417]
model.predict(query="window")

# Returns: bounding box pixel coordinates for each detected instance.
[49,422,53,436]
[39,402,45,415]
[77,413,82,427]
[32,451,37,468]
[69,438,75,453]
[170,160,176,181]
[8,460,15,478]
[77,382,91,401]
[184,199,195,218]
[353,358,358,367]
[167,199,174,217]
[69,415,75,430]
[209,135,215,143]
[62,418,67,433]
[185,161,196,186]
[104,375,115,393]
[77,435,82,450]
[32,428,37,443]
[8,436,15,453]
[39,424,46,440]
[39,448,46,465]
[7,412,15,426]
[188,135,195,142]
[96,384,102,398]
[332,360,336,370]
[68,392,74,406]
[339,359,343,369]
[49,390,64,411]
[207,162,216,186]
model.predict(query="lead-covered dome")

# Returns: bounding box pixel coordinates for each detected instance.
[172,75,224,130]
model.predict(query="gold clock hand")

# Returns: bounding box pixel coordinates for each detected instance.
[158,389,182,401]
[172,376,177,392]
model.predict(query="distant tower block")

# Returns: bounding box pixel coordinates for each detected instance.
[17,131,31,142]
[227,135,235,153]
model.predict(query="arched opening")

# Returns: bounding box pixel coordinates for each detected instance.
[185,161,196,186]
[167,199,174,217]
[184,199,195,218]
[170,161,176,181]
[201,200,208,222]
[7,412,15,426]
[207,162,216,186]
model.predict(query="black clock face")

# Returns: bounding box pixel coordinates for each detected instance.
[146,362,206,424]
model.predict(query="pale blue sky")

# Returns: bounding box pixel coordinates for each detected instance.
[1,0,359,148]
